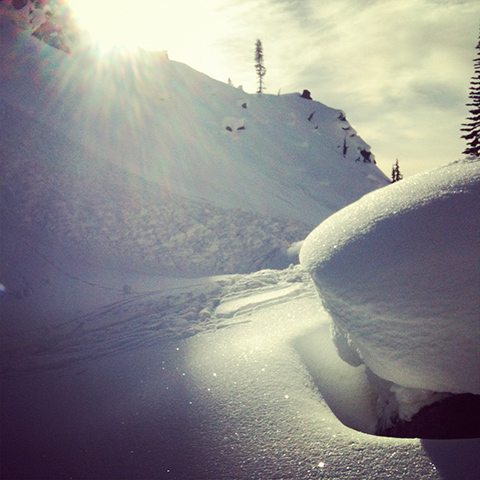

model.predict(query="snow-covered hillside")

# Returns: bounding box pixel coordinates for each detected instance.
[0,16,388,225]
[2,11,479,480]
[0,14,389,326]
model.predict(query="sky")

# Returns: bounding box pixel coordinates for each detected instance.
[57,0,480,178]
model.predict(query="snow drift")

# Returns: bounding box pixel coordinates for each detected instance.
[300,158,480,424]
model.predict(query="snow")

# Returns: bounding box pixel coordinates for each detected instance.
[2,266,479,479]
[1,12,479,479]
[300,158,480,422]
[0,14,389,227]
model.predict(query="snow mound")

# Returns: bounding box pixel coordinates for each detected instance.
[300,158,480,421]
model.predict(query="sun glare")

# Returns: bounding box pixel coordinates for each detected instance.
[65,0,229,88]
[67,0,186,52]
[66,0,227,55]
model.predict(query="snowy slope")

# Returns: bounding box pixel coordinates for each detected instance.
[0,16,388,227]
[1,16,388,328]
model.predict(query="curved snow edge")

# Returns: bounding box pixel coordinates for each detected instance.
[300,158,480,423]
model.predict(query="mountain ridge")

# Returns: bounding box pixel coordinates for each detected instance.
[1,17,389,224]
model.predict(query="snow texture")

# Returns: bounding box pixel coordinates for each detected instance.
[1,265,313,375]
[1,14,479,479]
[301,158,480,421]
[2,265,479,479]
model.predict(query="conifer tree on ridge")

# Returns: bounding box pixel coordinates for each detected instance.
[391,159,403,182]
[254,39,267,94]
[461,31,480,157]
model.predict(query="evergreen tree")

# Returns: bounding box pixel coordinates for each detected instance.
[254,39,266,94]
[461,31,480,157]
[391,159,403,183]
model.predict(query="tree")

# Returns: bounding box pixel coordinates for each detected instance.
[254,39,266,94]
[461,31,480,157]
[392,159,403,183]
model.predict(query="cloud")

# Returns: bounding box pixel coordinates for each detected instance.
[289,0,480,175]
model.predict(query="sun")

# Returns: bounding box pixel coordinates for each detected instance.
[67,0,178,52]
[65,0,229,83]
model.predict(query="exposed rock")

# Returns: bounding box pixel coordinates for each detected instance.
[378,393,480,439]
[300,89,312,100]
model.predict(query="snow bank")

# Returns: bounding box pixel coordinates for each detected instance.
[300,158,480,420]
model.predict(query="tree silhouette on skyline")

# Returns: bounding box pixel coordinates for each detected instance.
[461,30,480,157]
[254,39,266,94]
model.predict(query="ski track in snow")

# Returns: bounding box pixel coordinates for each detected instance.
[1,266,316,376]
